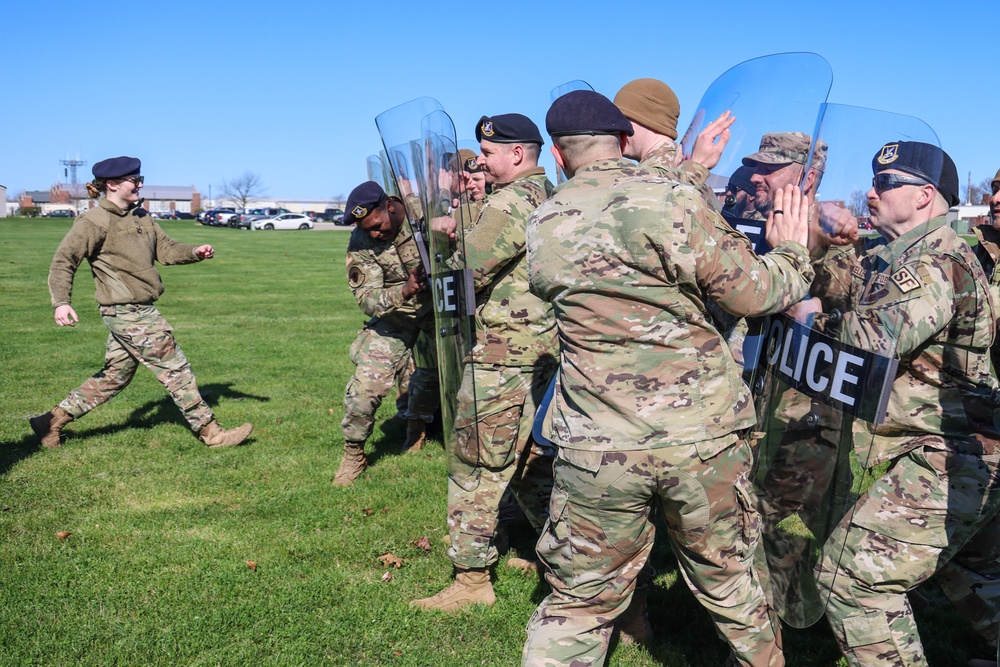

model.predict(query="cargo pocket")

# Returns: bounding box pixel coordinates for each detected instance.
[842,612,891,648]
[476,404,523,469]
[733,471,762,562]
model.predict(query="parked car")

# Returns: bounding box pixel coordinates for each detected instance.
[255,213,314,230]
[45,209,75,218]
[175,212,196,220]
[233,207,291,229]
[316,207,345,224]
[201,208,238,226]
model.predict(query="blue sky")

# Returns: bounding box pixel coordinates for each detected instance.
[2,0,997,203]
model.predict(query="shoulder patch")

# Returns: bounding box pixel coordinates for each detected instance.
[348,265,366,289]
[890,266,921,293]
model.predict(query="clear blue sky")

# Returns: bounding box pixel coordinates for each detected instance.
[2,0,997,203]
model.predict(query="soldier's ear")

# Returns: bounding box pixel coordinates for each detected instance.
[551,144,567,172]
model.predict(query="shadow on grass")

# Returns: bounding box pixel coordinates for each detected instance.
[1,383,268,476]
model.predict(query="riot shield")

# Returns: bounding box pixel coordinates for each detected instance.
[675,53,833,383]
[365,152,399,198]
[752,104,939,627]
[418,109,481,489]
[376,98,445,274]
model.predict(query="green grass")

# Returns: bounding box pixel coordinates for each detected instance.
[0,218,991,666]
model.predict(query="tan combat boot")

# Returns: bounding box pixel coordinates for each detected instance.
[332,441,368,487]
[29,406,74,448]
[198,420,253,448]
[410,567,495,612]
[506,557,540,576]
[402,418,426,454]
[617,592,653,646]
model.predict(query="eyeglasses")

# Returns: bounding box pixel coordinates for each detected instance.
[120,176,144,186]
[871,173,927,194]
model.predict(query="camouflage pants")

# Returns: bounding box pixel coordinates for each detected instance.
[58,304,214,431]
[817,438,1000,667]
[446,363,555,570]
[340,319,437,443]
[523,440,784,667]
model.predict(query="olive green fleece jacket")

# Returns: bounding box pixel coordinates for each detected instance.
[48,198,202,308]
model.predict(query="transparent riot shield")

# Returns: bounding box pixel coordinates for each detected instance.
[680,52,833,202]
[752,314,898,628]
[752,105,939,627]
[419,109,481,489]
[676,52,833,383]
[376,98,445,273]
[365,152,399,198]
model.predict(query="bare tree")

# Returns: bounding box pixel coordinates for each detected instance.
[220,172,266,211]
[963,177,993,206]
[847,189,869,219]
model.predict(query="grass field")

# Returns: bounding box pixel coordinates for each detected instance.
[0,218,991,666]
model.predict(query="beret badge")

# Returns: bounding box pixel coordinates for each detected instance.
[480,120,494,138]
[877,144,899,165]
[352,205,368,219]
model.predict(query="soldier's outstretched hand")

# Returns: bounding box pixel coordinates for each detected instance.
[690,110,735,170]
[194,245,214,259]
[765,185,810,249]
[54,304,78,327]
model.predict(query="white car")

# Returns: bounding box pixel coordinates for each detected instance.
[254,213,314,230]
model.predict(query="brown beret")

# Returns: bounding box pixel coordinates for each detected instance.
[613,78,680,140]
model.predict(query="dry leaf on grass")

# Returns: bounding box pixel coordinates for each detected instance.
[246,561,257,571]
[377,553,404,568]
[410,536,432,552]
[381,571,393,583]
[362,508,375,516]
[56,531,72,540]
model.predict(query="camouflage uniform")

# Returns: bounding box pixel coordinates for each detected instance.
[341,219,436,444]
[523,157,816,667]
[446,166,558,570]
[46,198,215,431]
[973,223,1000,374]
[640,138,718,207]
[813,216,1000,667]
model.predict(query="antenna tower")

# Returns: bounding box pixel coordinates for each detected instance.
[60,158,88,185]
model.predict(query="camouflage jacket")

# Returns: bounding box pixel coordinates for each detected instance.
[973,224,1000,373]
[48,197,201,308]
[526,157,815,452]
[346,221,431,329]
[639,140,717,208]
[461,166,557,367]
[817,216,999,466]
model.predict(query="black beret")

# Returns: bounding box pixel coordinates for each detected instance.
[475,113,544,145]
[92,156,141,179]
[872,141,959,207]
[727,165,757,194]
[344,181,387,225]
[545,90,634,138]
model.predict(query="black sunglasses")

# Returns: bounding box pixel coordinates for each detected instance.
[119,176,144,186]
[872,173,927,194]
